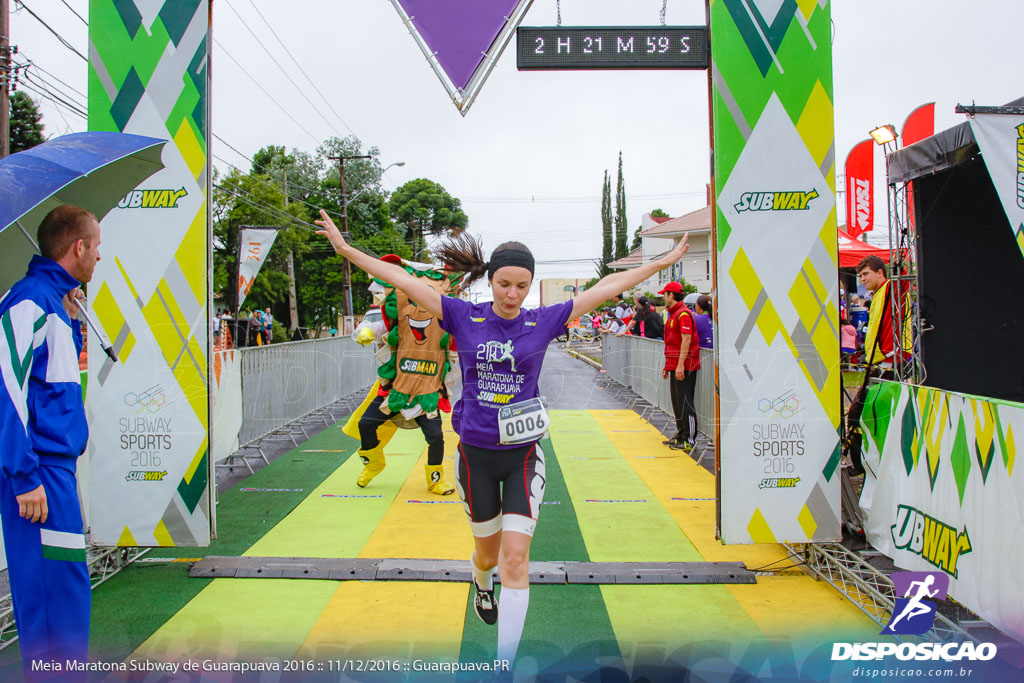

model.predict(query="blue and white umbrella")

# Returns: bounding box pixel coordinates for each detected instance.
[0,131,168,359]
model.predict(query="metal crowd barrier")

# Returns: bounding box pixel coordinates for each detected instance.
[238,336,377,446]
[602,335,714,438]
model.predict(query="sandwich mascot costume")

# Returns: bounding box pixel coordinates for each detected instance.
[342,255,462,495]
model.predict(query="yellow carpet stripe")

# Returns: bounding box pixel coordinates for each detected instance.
[298,418,469,660]
[245,428,426,558]
[591,410,882,643]
[549,410,762,651]
[132,428,428,662]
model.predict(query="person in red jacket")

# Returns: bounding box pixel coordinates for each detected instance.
[659,281,701,451]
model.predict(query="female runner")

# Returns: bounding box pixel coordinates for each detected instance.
[316,209,689,668]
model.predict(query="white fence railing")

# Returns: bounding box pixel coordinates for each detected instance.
[237,336,377,446]
[602,335,714,438]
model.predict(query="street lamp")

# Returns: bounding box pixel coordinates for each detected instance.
[344,161,406,209]
[330,157,406,332]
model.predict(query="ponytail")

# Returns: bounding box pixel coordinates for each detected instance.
[435,233,487,287]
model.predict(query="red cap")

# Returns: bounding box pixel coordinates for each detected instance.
[658,281,683,294]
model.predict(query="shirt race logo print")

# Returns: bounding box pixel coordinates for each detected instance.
[882,571,949,635]
[477,339,518,372]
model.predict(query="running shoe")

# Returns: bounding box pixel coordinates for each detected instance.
[473,579,498,625]
[662,433,682,446]
[670,440,695,453]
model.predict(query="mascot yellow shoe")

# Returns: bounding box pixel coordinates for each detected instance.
[425,464,455,496]
[356,445,386,488]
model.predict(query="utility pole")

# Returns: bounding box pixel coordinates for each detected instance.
[282,169,300,334]
[327,153,370,333]
[1,0,10,158]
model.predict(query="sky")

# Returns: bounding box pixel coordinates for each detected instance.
[7,0,1022,307]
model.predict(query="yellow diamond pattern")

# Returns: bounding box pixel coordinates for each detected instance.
[1007,423,1016,477]
[795,80,834,169]
[797,504,818,539]
[173,118,206,181]
[922,388,948,483]
[747,507,778,543]
[141,279,208,429]
[176,204,208,306]
[797,0,819,21]
[117,525,138,547]
[92,282,135,362]
[153,520,175,547]
[729,247,787,345]
[184,436,209,486]
[973,399,996,472]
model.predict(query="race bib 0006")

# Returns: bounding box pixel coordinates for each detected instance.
[498,397,549,445]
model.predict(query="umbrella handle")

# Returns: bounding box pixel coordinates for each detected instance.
[75,299,119,363]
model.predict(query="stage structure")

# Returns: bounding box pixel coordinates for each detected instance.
[861,100,1024,643]
[87,0,213,546]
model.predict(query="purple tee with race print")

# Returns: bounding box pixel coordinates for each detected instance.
[440,296,573,449]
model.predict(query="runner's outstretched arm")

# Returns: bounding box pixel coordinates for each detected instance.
[569,234,690,321]
[316,209,443,318]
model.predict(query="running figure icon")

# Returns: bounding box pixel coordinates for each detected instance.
[887,575,939,631]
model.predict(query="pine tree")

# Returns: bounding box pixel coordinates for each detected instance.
[614,151,628,259]
[9,92,45,153]
[601,169,612,264]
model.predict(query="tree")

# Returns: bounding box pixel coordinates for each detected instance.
[615,151,628,259]
[601,170,612,262]
[633,208,668,250]
[9,92,45,153]
[389,178,468,260]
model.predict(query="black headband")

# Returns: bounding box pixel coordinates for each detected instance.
[487,249,535,279]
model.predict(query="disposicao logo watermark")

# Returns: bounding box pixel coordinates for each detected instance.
[884,571,948,635]
[831,571,998,663]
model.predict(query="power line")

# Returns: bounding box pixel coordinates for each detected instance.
[15,51,87,98]
[212,37,321,145]
[15,60,88,110]
[14,0,87,61]
[21,77,87,119]
[243,0,356,139]
[221,0,348,142]
[58,0,87,26]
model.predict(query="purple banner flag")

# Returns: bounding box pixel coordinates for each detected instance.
[397,0,521,90]
[391,0,533,114]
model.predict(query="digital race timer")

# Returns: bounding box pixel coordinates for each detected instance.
[517,26,709,71]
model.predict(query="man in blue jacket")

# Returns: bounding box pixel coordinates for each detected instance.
[0,205,100,672]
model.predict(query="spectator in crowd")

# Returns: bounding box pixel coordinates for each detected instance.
[840,314,857,363]
[263,307,274,344]
[0,206,99,673]
[694,294,713,349]
[249,309,264,346]
[845,255,895,475]
[617,296,664,340]
[613,294,632,323]
[659,281,701,452]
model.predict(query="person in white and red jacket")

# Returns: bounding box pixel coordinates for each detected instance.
[659,281,701,452]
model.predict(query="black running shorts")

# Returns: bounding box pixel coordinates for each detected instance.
[454,442,546,537]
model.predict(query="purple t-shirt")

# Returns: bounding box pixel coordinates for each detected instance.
[440,297,573,449]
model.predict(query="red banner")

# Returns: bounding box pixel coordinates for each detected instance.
[844,139,874,238]
[902,102,935,147]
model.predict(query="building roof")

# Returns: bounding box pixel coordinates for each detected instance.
[640,205,711,237]
[651,215,672,224]
[607,246,643,269]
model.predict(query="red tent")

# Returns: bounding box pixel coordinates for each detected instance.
[838,227,889,268]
